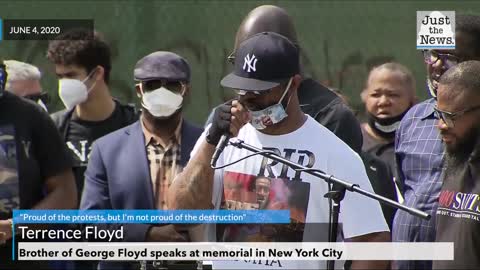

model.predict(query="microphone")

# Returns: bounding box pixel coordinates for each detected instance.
[211,134,230,168]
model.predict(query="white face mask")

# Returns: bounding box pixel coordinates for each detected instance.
[58,69,96,109]
[249,78,293,130]
[140,84,185,118]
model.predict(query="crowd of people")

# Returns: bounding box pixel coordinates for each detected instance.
[1,4,480,270]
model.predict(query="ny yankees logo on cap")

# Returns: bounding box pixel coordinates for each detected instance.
[243,54,257,73]
[221,32,299,92]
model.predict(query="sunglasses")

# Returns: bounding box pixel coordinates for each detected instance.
[233,77,293,96]
[136,80,186,94]
[422,50,461,69]
[24,92,50,104]
[234,89,272,96]
[227,51,235,64]
[434,105,480,128]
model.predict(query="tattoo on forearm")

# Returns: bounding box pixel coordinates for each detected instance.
[186,163,212,209]
[173,162,212,209]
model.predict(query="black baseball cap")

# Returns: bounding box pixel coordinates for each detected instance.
[221,31,299,92]
[134,51,190,82]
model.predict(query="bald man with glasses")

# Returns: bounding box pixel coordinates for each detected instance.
[433,60,480,269]
[393,14,480,270]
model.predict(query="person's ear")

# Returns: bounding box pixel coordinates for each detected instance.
[135,83,142,98]
[360,89,368,103]
[412,95,419,105]
[93,66,105,82]
[182,83,191,97]
[291,74,302,92]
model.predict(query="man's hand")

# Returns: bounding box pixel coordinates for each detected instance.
[146,225,188,242]
[0,219,13,244]
[206,100,250,145]
[230,100,250,137]
[34,169,77,210]
[168,101,249,210]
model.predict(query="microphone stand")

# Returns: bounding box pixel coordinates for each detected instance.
[228,139,430,270]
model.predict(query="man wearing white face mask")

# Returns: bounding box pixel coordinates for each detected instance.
[48,29,138,201]
[80,51,203,270]
[169,32,390,270]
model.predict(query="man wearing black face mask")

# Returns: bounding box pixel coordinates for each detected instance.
[360,63,416,196]
[80,51,203,270]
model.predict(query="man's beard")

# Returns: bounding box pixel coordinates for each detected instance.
[143,108,182,129]
[444,125,480,169]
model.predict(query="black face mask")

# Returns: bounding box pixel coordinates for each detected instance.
[367,110,409,139]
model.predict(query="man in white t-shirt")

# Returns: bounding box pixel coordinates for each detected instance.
[168,31,390,269]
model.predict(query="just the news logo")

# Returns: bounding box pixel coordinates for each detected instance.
[417,11,455,50]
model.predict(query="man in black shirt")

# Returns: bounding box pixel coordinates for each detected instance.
[434,61,480,269]
[48,29,138,200]
[0,61,77,269]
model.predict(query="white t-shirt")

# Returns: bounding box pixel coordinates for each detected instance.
[194,115,389,269]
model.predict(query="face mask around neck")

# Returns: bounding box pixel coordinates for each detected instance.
[249,78,293,130]
[367,110,409,139]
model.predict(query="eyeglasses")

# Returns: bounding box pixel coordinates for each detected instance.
[234,78,293,96]
[24,92,49,104]
[136,80,186,94]
[422,50,461,69]
[234,89,271,96]
[434,105,480,128]
[227,50,236,64]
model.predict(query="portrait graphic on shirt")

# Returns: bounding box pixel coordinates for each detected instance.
[0,125,19,215]
[210,118,389,269]
[221,171,310,242]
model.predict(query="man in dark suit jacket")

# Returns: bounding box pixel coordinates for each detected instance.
[80,51,203,270]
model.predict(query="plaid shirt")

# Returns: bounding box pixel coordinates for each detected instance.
[141,118,183,210]
[393,98,444,270]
